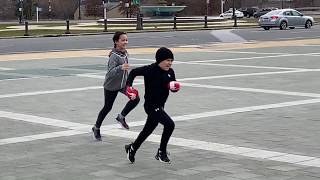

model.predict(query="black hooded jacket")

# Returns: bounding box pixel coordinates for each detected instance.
[127,63,176,112]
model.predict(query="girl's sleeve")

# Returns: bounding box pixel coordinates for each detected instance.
[107,55,122,77]
[127,65,148,86]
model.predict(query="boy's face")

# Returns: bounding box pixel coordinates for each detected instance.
[158,59,173,71]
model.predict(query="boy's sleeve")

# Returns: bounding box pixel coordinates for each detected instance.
[170,69,176,81]
[127,65,148,86]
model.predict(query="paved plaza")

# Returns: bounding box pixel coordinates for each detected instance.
[0,39,320,179]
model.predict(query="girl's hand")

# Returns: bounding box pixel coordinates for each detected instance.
[122,63,129,71]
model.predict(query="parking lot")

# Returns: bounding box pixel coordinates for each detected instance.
[0,37,320,179]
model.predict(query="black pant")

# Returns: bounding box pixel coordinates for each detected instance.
[133,107,175,152]
[95,88,140,128]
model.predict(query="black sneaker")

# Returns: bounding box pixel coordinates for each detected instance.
[155,149,171,164]
[116,114,129,130]
[92,126,102,141]
[125,143,136,163]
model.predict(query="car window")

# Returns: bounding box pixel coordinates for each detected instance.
[291,10,301,16]
[266,10,281,15]
[283,11,291,16]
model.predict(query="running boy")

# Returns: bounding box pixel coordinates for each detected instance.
[124,47,180,163]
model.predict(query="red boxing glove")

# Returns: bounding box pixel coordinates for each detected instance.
[126,86,139,100]
[168,81,181,92]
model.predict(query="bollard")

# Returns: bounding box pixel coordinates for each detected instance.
[233,15,238,27]
[24,21,29,36]
[204,15,208,28]
[65,20,70,34]
[104,19,107,32]
[136,14,142,30]
[140,16,143,30]
[173,16,177,29]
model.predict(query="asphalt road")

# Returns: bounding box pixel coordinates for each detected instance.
[0,25,319,54]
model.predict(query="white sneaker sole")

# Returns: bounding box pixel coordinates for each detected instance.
[155,155,171,164]
[116,120,129,130]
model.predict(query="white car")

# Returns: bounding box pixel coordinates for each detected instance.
[220,9,244,19]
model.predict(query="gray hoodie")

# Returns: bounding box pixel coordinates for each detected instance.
[103,48,128,91]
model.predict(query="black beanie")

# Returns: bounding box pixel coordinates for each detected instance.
[155,47,174,64]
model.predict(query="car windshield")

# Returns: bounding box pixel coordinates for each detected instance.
[265,10,282,15]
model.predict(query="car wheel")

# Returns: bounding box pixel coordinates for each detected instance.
[263,27,270,30]
[305,20,312,29]
[280,21,287,30]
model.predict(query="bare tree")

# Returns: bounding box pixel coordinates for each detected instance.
[56,0,77,19]
[85,0,103,17]
[118,0,139,17]
[175,0,218,16]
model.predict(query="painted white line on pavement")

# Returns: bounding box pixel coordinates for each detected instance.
[76,74,144,84]
[163,98,320,123]
[130,57,310,71]
[182,82,320,98]
[189,53,311,63]
[179,61,305,71]
[1,125,319,168]
[300,44,320,47]
[104,129,320,168]
[0,110,89,129]
[0,67,15,71]
[177,70,311,81]
[0,86,101,99]
[203,50,288,55]
[2,70,318,100]
[0,130,86,145]
[2,98,320,135]
[210,30,247,43]
[76,74,105,79]
[268,154,316,164]
[125,98,320,128]
[2,98,320,167]
[297,159,320,167]
[0,76,52,82]
[77,69,315,83]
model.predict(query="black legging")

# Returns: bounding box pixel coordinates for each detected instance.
[95,88,140,128]
[133,107,175,152]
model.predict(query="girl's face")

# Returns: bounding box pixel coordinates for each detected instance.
[115,34,128,51]
[158,59,173,71]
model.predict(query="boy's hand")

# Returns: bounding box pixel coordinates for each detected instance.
[126,86,139,100]
[168,81,181,92]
